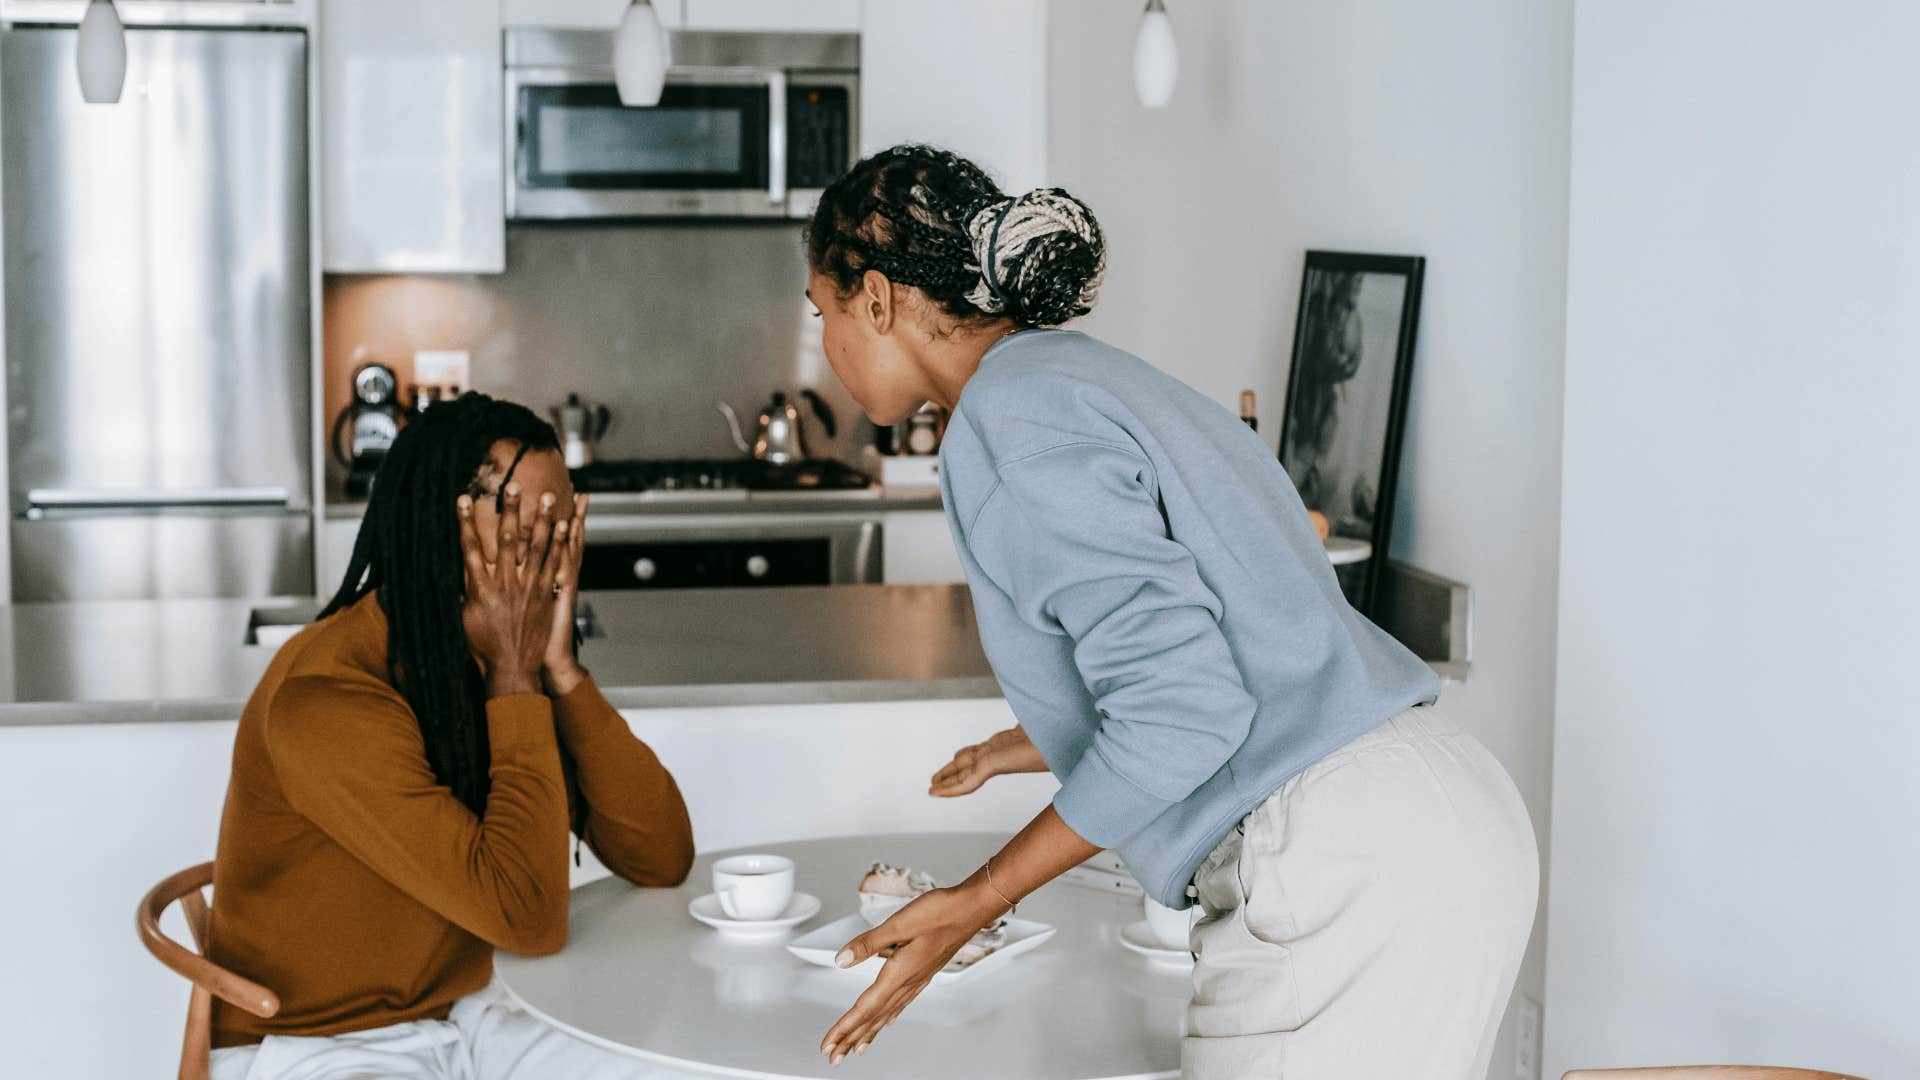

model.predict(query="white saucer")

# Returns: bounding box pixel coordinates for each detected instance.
[1119,920,1193,967]
[688,892,821,937]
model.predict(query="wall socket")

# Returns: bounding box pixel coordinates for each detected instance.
[1514,996,1542,1080]
[412,350,471,393]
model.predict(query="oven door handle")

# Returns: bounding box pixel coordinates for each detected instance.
[766,70,788,207]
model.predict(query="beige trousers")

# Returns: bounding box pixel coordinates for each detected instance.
[1183,703,1538,1080]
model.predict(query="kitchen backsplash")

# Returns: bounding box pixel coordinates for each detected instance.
[322,222,865,482]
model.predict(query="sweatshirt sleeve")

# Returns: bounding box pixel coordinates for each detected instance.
[550,673,696,887]
[265,673,572,955]
[969,440,1259,849]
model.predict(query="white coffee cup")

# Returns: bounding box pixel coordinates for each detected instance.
[712,854,796,921]
[1144,894,1198,951]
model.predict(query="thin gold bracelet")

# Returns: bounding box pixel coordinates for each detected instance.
[984,856,1017,915]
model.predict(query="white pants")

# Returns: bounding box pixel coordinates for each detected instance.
[209,978,699,1080]
[1183,703,1539,1080]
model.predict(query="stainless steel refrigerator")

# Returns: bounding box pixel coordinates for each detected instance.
[1,25,313,602]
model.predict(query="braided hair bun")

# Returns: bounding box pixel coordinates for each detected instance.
[963,190,1107,328]
[805,144,1107,329]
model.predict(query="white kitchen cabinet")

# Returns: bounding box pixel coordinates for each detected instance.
[681,0,860,33]
[860,0,1049,191]
[882,509,966,584]
[501,0,685,29]
[321,0,505,273]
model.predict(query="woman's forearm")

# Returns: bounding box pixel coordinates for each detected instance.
[953,804,1101,916]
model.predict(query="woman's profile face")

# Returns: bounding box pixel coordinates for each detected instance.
[808,272,926,426]
[467,442,576,566]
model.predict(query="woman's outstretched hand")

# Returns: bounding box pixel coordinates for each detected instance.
[458,485,565,698]
[818,881,1008,1066]
[929,727,1047,797]
[819,807,1100,1065]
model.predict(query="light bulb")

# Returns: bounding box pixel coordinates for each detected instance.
[614,0,668,107]
[76,0,127,105]
[1133,0,1178,109]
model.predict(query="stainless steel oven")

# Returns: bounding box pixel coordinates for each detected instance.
[505,28,858,221]
[580,512,880,590]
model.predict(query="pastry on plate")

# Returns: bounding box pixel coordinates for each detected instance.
[858,862,938,925]
[949,919,1009,969]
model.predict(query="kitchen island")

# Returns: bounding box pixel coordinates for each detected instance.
[0,584,998,726]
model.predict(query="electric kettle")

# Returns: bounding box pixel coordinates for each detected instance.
[716,390,838,466]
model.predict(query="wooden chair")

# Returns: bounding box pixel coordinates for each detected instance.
[137,862,281,1080]
[1566,1060,1866,1068]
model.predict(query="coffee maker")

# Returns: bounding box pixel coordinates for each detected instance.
[330,362,406,496]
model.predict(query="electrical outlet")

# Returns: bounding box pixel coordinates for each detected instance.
[413,350,470,393]
[1514,996,1542,1080]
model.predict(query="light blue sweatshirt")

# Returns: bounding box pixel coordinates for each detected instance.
[939,330,1440,909]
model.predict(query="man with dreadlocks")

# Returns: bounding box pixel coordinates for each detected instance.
[202,393,697,1079]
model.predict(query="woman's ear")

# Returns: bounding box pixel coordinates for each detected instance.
[860,269,896,335]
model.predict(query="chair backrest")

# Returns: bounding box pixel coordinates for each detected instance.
[137,862,281,1080]
[1566,1060,1866,1068]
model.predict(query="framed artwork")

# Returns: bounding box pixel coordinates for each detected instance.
[1278,250,1425,615]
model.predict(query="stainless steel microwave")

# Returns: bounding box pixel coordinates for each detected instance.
[505,29,859,221]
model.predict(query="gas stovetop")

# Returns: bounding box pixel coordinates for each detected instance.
[570,458,874,495]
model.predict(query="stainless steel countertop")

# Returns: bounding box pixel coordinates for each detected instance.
[0,585,1000,727]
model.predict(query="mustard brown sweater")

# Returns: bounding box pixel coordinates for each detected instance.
[206,591,693,1047]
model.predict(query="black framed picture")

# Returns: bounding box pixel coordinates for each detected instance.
[1277,251,1425,615]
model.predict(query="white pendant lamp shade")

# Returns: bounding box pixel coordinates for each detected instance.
[614,0,668,107]
[76,0,127,105]
[1133,0,1178,109]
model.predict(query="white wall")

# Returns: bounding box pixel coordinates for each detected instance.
[1047,3,1572,1075]
[1546,3,1920,1076]
[861,0,1050,191]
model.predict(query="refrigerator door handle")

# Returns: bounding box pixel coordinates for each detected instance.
[24,486,295,512]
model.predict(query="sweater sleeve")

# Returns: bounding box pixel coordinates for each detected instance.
[264,673,572,955]
[551,673,696,887]
[969,440,1259,849]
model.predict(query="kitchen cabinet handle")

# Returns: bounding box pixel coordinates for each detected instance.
[766,70,788,207]
[25,487,294,510]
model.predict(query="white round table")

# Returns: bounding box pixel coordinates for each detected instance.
[496,833,1187,1080]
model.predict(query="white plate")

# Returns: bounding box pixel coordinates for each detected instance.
[1119,920,1193,967]
[688,892,822,937]
[787,912,1057,985]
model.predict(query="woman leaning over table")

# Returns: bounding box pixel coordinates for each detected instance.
[804,145,1538,1080]
[204,395,699,1079]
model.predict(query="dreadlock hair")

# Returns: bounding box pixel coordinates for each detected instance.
[318,392,560,815]
[804,143,1108,330]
